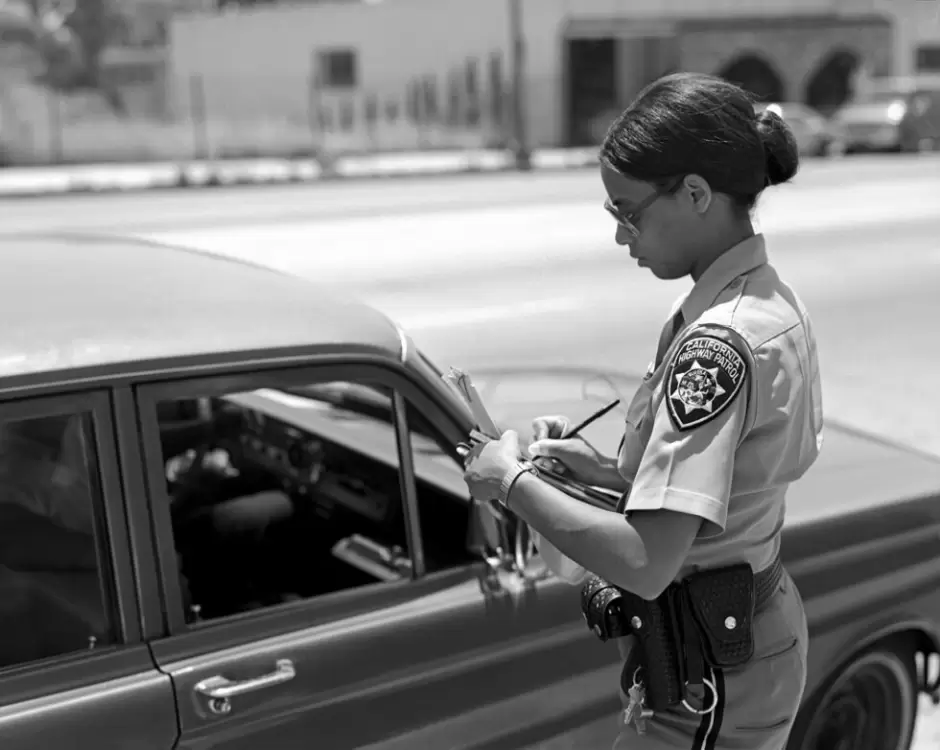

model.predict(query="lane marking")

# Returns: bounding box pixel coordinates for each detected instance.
[393,297,585,330]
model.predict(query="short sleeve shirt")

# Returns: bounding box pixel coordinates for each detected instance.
[617,234,824,578]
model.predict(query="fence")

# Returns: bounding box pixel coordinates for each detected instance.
[1,51,529,166]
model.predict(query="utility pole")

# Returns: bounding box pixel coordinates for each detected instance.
[507,0,530,170]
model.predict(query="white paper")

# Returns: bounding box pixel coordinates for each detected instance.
[530,528,589,585]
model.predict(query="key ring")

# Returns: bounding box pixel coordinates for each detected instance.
[631,667,643,687]
[681,676,718,716]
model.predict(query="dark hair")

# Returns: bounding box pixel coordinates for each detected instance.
[600,72,799,210]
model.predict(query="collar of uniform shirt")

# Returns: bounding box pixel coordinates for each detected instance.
[679,233,769,324]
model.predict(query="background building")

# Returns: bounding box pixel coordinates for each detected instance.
[166,0,900,152]
[885,0,940,76]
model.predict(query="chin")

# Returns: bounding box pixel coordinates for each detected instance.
[647,266,683,280]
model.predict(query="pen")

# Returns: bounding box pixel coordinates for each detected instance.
[563,398,621,439]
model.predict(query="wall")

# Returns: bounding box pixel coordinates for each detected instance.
[518,0,895,144]
[168,0,512,152]
[168,0,896,150]
[879,0,940,74]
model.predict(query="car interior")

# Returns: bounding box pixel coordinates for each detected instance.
[157,383,480,622]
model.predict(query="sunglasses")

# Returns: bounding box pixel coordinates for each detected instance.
[604,177,684,238]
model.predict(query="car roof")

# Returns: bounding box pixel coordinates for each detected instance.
[0,234,404,385]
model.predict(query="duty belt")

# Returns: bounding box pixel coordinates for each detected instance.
[580,555,786,721]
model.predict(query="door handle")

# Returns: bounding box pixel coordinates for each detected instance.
[195,658,296,701]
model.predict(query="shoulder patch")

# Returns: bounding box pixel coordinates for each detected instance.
[665,334,748,432]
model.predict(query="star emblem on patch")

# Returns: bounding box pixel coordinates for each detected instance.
[666,334,748,431]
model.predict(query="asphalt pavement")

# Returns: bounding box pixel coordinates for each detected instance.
[87,153,938,457]
[4,152,940,747]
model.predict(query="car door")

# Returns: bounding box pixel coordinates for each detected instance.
[0,389,177,750]
[134,358,620,750]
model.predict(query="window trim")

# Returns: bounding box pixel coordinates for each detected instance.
[113,385,165,640]
[0,389,146,704]
[391,391,426,578]
[135,359,474,640]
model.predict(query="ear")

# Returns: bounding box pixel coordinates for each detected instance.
[681,174,713,215]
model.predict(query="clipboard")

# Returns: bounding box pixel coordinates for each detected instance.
[442,367,501,439]
[444,367,622,511]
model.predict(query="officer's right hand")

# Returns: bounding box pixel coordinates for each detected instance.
[528,414,608,486]
[528,435,612,487]
[531,415,571,441]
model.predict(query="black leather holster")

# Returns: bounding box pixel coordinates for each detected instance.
[580,557,783,712]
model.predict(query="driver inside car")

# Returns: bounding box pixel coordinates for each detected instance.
[158,406,299,618]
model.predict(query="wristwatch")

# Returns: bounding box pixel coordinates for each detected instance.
[498,459,539,510]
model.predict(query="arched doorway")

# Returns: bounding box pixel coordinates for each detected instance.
[805,49,861,116]
[716,54,785,102]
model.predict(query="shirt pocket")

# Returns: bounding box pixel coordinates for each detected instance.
[624,379,654,430]
[618,381,655,478]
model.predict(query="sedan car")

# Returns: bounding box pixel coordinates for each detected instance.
[833,76,940,154]
[754,102,846,157]
[2,235,940,750]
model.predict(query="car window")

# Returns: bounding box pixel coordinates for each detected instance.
[0,411,115,669]
[153,379,475,624]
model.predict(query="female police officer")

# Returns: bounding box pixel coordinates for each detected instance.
[462,72,823,750]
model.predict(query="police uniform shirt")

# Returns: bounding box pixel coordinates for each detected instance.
[618,233,824,579]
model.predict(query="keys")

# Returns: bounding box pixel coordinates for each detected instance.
[622,674,655,735]
[635,706,655,735]
[622,683,643,725]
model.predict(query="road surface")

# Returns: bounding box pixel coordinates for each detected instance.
[5,153,940,748]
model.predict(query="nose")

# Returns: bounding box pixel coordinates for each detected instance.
[615,225,633,247]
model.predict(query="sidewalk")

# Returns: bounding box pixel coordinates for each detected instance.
[0,148,600,198]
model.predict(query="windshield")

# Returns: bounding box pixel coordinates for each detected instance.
[283,381,443,453]
[471,369,636,453]
[277,368,638,457]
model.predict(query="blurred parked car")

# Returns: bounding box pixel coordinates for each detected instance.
[755,102,846,157]
[3,235,940,750]
[833,75,940,153]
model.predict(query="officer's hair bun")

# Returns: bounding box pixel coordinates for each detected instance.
[755,108,799,187]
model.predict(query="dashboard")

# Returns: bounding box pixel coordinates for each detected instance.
[219,394,401,526]
[162,389,478,591]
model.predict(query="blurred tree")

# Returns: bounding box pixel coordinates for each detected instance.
[20,0,129,109]
[63,0,127,88]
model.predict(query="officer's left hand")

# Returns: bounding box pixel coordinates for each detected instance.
[463,430,524,502]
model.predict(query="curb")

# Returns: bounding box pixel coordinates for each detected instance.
[0,148,601,198]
